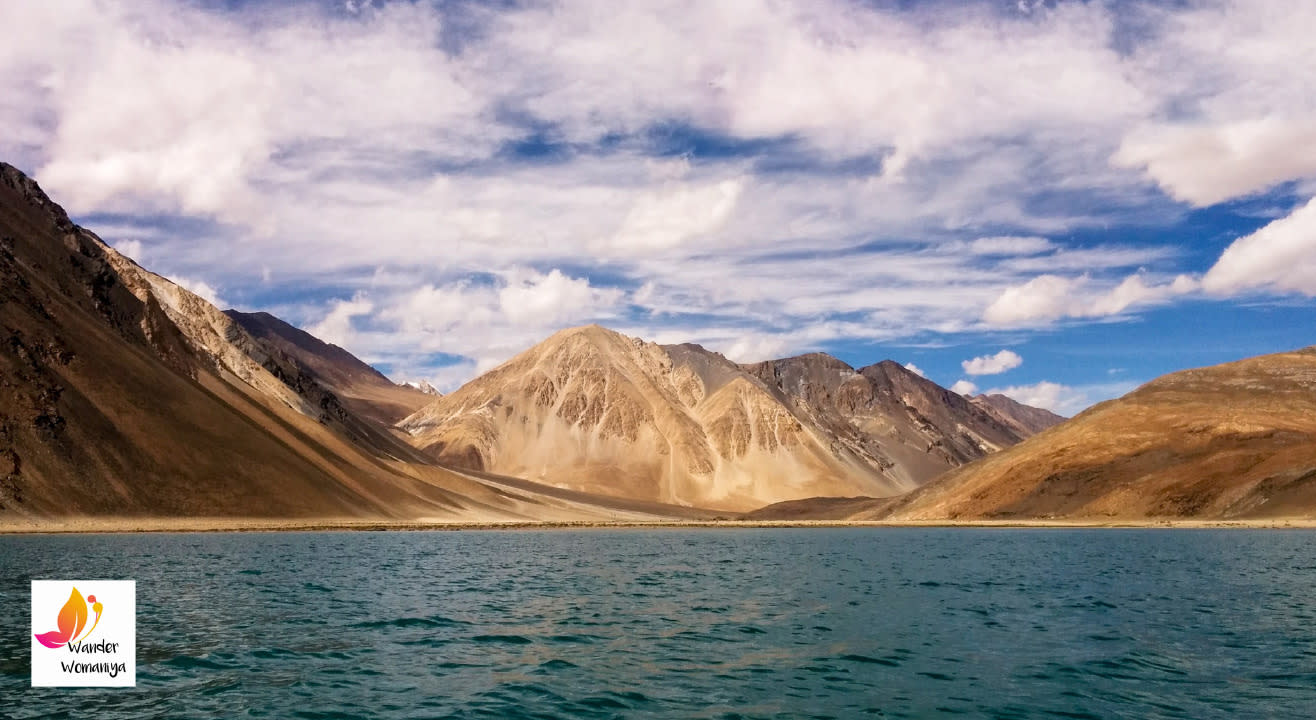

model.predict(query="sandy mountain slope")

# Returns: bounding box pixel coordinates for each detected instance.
[743,355,1037,488]
[868,347,1316,521]
[399,326,1048,511]
[226,310,433,426]
[0,162,697,524]
[971,393,1066,437]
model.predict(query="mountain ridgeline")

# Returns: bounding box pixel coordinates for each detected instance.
[0,161,721,525]
[6,159,1311,524]
[877,347,1316,521]
[749,347,1316,522]
[396,328,1060,511]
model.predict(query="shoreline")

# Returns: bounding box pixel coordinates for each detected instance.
[3,517,1316,535]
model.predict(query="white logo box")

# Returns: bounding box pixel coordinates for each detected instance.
[31,580,136,687]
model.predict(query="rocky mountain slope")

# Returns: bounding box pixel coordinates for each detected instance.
[970,393,1066,437]
[0,161,695,525]
[226,310,433,426]
[755,347,1316,521]
[742,354,1038,489]
[398,327,1054,511]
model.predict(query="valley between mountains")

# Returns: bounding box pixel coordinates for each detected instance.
[2,161,1313,530]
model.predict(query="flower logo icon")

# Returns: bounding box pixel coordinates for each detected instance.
[34,587,104,649]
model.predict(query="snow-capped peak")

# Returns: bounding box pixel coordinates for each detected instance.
[404,380,441,395]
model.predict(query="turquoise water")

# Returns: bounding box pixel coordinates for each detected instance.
[2,529,1315,718]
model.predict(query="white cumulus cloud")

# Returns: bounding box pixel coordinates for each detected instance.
[499,268,624,326]
[949,379,978,396]
[1202,196,1316,296]
[985,381,1074,415]
[1114,118,1316,207]
[961,349,1022,376]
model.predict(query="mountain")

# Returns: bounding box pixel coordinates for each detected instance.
[404,380,441,396]
[0,162,702,526]
[858,347,1316,521]
[397,326,896,511]
[742,354,1036,488]
[398,326,1052,511]
[0,159,1071,525]
[970,393,1066,436]
[225,310,433,426]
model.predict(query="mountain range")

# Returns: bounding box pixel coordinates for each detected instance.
[749,347,1316,522]
[2,159,1311,526]
[396,327,1056,511]
[0,162,717,525]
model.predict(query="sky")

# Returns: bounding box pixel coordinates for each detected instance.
[2,0,1314,415]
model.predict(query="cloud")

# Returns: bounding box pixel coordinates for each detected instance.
[498,268,624,326]
[403,360,479,394]
[307,292,373,348]
[171,276,226,307]
[111,238,144,262]
[1202,196,1316,296]
[949,379,978,395]
[2,0,1313,390]
[962,349,1022,376]
[983,272,1198,326]
[612,179,743,251]
[335,267,625,378]
[1113,1,1316,205]
[903,362,925,377]
[983,275,1082,325]
[1114,119,1316,207]
[984,379,1138,416]
[476,0,1147,170]
[5,1,495,223]
[985,381,1073,414]
[967,236,1053,256]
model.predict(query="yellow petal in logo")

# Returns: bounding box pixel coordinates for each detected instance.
[58,588,88,644]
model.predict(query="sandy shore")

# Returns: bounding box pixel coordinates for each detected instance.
[3,516,1316,534]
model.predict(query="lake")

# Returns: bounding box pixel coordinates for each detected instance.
[2,528,1315,718]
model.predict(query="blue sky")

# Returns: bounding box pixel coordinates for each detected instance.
[2,0,1314,414]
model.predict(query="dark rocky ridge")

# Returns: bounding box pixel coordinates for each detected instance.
[971,393,1066,436]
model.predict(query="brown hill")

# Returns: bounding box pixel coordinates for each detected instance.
[867,347,1316,520]
[226,310,433,426]
[971,393,1066,436]
[0,162,700,525]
